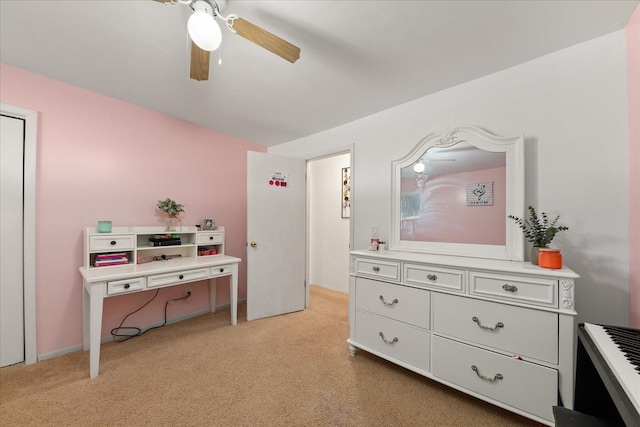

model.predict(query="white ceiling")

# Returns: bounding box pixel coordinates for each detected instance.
[1,0,637,147]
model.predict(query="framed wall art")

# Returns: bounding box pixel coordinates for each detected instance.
[342,167,351,218]
[466,182,494,206]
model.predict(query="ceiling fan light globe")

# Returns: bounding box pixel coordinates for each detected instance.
[188,11,222,51]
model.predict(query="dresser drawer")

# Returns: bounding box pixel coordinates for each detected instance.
[107,277,145,295]
[355,277,430,329]
[432,293,558,364]
[432,336,557,423]
[470,271,557,307]
[355,310,429,371]
[89,234,135,252]
[404,264,465,292]
[197,232,223,245]
[147,268,209,288]
[354,258,400,281]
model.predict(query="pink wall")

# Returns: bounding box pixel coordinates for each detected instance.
[626,6,640,329]
[0,64,266,355]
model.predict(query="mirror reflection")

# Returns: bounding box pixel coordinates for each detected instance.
[400,141,507,245]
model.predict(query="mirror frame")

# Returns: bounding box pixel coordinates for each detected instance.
[390,125,525,261]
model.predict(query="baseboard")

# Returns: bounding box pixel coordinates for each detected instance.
[38,345,84,361]
[37,300,246,362]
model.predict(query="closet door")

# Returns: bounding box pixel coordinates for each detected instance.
[0,114,25,367]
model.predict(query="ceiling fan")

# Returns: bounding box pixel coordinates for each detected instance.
[153,0,301,81]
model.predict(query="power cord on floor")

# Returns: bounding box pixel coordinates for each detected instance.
[111,289,192,342]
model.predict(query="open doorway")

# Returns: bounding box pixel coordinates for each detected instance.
[306,151,352,299]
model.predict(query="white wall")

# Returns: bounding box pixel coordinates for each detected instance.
[271,31,630,326]
[308,153,351,293]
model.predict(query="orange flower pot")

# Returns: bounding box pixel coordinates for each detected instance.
[538,248,562,269]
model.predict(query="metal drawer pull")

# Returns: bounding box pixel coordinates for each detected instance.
[379,295,398,307]
[124,284,130,289]
[472,316,504,331]
[427,274,437,281]
[110,240,117,245]
[471,365,503,382]
[378,332,398,345]
[372,266,380,272]
[502,283,518,293]
[179,274,184,280]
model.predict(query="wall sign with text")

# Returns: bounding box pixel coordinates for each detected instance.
[268,171,289,188]
[466,182,493,206]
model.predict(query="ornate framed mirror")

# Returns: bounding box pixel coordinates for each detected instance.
[390,125,525,261]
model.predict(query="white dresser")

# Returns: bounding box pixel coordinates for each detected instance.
[348,249,579,426]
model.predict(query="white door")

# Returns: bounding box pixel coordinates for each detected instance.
[247,152,306,321]
[0,114,25,367]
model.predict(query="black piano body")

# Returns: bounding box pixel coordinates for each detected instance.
[566,323,640,427]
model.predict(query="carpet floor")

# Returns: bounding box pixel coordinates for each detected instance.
[0,285,542,426]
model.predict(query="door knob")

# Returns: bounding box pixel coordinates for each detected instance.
[250,241,257,248]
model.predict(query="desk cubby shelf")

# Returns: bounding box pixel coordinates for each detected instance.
[84,226,225,269]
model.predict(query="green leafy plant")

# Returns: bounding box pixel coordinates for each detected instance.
[157,198,184,218]
[508,206,568,248]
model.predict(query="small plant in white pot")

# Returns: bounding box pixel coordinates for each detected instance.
[157,198,184,231]
[508,206,568,265]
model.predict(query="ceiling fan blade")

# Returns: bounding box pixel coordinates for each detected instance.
[229,17,300,63]
[190,41,210,81]
[151,0,208,80]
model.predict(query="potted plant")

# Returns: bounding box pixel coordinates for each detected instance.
[157,198,184,231]
[508,206,568,265]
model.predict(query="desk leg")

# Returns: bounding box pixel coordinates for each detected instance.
[89,285,106,379]
[230,263,238,325]
[83,284,90,351]
[209,278,217,313]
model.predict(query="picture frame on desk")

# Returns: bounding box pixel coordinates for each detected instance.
[203,218,216,230]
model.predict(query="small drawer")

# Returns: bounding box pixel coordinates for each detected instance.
[355,310,430,371]
[210,265,231,277]
[354,258,400,281]
[197,232,223,245]
[470,271,557,307]
[431,336,557,423]
[107,277,145,295]
[404,264,465,292]
[355,277,430,329]
[147,268,209,288]
[89,234,135,252]
[432,293,558,364]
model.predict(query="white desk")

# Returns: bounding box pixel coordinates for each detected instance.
[80,255,241,378]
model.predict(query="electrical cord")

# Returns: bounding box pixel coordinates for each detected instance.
[111,289,192,342]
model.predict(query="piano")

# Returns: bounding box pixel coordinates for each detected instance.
[573,323,640,426]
